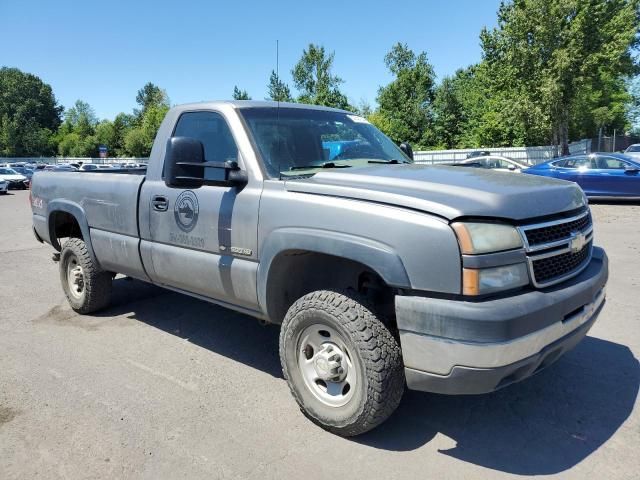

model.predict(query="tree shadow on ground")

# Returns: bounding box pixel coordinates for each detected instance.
[101,278,638,475]
[96,278,282,377]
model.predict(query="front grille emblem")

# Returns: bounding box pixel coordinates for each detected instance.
[569,231,587,254]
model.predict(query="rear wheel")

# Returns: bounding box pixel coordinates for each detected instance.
[279,289,404,436]
[59,238,112,313]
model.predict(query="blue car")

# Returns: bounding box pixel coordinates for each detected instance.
[524,153,640,200]
[321,140,362,160]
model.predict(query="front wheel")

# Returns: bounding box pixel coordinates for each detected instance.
[60,238,112,313]
[279,290,405,436]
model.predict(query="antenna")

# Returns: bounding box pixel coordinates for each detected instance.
[277,39,282,179]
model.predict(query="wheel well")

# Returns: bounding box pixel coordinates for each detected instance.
[265,250,397,325]
[50,211,83,251]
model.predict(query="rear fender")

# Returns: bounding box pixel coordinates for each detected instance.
[47,200,100,268]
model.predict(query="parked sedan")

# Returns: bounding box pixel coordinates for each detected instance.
[0,167,29,189]
[454,155,529,172]
[79,164,99,171]
[11,166,34,181]
[523,153,640,199]
[47,164,79,172]
[624,143,640,160]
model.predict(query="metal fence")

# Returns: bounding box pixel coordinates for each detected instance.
[413,139,592,165]
[0,136,613,167]
[0,157,148,165]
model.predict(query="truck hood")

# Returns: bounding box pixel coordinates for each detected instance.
[284,164,586,221]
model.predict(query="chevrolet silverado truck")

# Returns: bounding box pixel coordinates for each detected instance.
[30,101,608,436]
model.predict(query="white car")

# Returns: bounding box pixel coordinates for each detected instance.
[0,167,28,189]
[79,164,99,171]
[456,155,530,172]
[0,178,8,194]
[624,144,640,159]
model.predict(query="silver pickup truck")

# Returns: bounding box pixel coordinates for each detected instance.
[31,101,608,436]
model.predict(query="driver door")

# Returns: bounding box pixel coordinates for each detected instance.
[141,110,261,310]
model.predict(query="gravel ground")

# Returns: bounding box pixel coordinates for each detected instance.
[0,190,638,480]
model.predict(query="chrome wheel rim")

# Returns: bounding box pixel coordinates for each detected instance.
[66,256,85,299]
[297,324,357,407]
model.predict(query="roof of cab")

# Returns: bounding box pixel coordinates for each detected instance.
[171,100,352,114]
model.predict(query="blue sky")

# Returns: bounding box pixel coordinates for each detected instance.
[1,0,502,120]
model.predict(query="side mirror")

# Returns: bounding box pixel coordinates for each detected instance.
[165,137,249,188]
[400,142,414,161]
[165,137,205,188]
[508,164,517,171]
[625,165,639,174]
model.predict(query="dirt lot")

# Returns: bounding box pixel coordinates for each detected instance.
[0,190,638,480]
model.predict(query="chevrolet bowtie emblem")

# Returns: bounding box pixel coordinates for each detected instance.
[569,231,587,254]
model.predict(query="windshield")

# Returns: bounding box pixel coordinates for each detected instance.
[239,107,411,178]
[0,168,18,175]
[626,145,640,152]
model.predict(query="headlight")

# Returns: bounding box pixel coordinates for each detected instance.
[451,222,523,254]
[452,221,528,295]
[462,263,530,295]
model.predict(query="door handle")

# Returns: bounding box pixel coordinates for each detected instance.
[152,195,168,211]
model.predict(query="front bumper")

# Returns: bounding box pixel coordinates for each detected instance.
[396,247,608,394]
[7,179,28,189]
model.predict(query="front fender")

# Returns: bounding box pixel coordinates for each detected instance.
[257,227,410,314]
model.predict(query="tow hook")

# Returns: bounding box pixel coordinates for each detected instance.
[52,252,60,262]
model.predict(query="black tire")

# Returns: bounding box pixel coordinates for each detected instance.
[279,289,405,436]
[59,238,112,314]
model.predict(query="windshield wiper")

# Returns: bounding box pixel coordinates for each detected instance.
[289,162,352,171]
[367,159,410,164]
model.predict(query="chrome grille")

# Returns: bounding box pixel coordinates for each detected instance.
[518,210,593,287]
[525,213,591,246]
[532,241,592,284]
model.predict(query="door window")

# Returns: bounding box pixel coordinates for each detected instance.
[594,156,630,170]
[173,111,238,182]
[562,157,591,169]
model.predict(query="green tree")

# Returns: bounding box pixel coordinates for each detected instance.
[266,71,293,102]
[111,113,135,156]
[64,100,98,137]
[432,75,465,148]
[123,128,148,157]
[481,0,639,154]
[122,103,169,157]
[626,75,640,134]
[135,82,169,119]
[55,100,99,157]
[292,44,351,110]
[375,43,436,147]
[0,67,62,156]
[232,86,251,100]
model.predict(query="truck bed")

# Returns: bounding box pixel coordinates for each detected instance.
[31,171,145,239]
